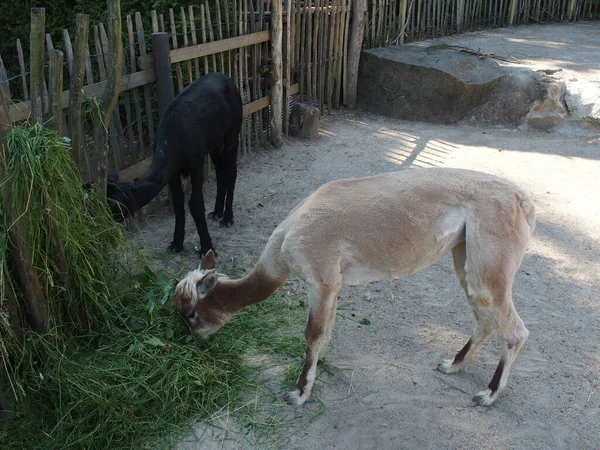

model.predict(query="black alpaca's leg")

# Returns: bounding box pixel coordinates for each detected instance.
[188,169,214,257]
[208,149,226,221]
[167,175,185,253]
[220,134,239,227]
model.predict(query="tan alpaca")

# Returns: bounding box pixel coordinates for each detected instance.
[173,168,536,406]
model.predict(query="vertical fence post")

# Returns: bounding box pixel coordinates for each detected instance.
[48,49,64,135]
[283,0,291,136]
[508,0,518,24]
[69,14,90,173]
[456,0,465,32]
[30,8,46,124]
[567,0,577,20]
[270,0,283,147]
[152,32,175,119]
[347,0,367,109]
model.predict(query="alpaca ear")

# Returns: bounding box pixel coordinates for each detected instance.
[197,271,218,298]
[200,250,217,270]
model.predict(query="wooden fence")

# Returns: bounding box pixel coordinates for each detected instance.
[0,1,356,182]
[365,0,600,47]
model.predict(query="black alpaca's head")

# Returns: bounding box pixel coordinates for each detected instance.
[106,172,136,222]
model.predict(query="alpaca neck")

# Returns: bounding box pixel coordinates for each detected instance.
[217,264,288,314]
[129,153,180,212]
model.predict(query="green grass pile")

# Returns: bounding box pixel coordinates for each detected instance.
[0,124,306,449]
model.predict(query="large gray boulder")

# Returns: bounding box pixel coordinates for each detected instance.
[357,44,506,124]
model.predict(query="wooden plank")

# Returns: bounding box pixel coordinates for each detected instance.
[205,2,218,71]
[283,0,292,135]
[311,0,320,104]
[118,156,152,181]
[342,0,351,106]
[99,22,126,169]
[327,0,337,110]
[9,67,156,123]
[169,8,185,92]
[170,30,270,64]
[299,1,306,101]
[16,39,29,100]
[0,51,11,100]
[126,14,144,158]
[30,8,45,124]
[334,0,345,108]
[188,6,202,78]
[48,49,64,135]
[63,30,74,77]
[200,4,211,74]
[215,0,226,74]
[93,26,107,80]
[243,0,252,154]
[180,7,193,84]
[270,0,283,147]
[135,12,155,144]
[248,0,259,145]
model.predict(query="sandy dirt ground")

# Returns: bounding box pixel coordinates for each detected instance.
[130,23,600,450]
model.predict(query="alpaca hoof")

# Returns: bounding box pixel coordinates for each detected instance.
[167,242,184,253]
[219,218,234,228]
[437,359,460,374]
[472,388,497,406]
[208,211,223,221]
[284,389,309,406]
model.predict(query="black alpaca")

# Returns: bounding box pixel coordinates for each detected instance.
[107,72,243,256]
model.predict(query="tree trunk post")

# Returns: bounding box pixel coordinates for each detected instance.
[0,84,47,335]
[48,49,64,135]
[29,8,46,124]
[270,0,283,147]
[92,0,123,195]
[347,0,367,109]
[152,32,175,119]
[69,13,90,173]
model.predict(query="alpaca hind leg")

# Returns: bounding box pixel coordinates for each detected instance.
[438,242,492,373]
[167,175,186,253]
[187,170,213,256]
[463,222,530,405]
[220,134,238,227]
[285,283,340,406]
[208,150,226,221]
[472,302,529,406]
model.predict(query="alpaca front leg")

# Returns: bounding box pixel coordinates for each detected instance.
[285,283,339,406]
[188,172,213,257]
[167,176,186,253]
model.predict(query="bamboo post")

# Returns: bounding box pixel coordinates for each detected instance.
[270,0,283,147]
[347,0,367,109]
[399,0,408,44]
[69,13,90,172]
[153,32,175,118]
[457,0,465,32]
[16,40,28,100]
[48,49,64,135]
[30,8,46,124]
[567,0,577,20]
[508,0,518,24]
[92,0,122,194]
[283,0,291,135]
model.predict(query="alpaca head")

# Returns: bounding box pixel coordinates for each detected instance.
[172,250,232,338]
[106,172,136,222]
